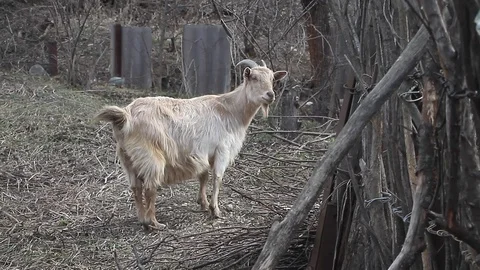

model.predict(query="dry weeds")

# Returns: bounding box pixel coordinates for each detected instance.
[0,73,334,269]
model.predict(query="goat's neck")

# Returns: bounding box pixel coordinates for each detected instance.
[219,85,260,129]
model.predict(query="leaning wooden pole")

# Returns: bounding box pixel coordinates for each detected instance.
[252,25,430,270]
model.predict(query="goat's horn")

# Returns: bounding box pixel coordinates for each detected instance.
[260,60,266,67]
[236,59,258,68]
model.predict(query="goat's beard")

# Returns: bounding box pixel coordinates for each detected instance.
[261,104,269,117]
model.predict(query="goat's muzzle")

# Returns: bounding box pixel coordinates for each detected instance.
[263,91,275,104]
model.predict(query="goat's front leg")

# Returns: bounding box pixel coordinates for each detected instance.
[211,155,230,218]
[197,171,209,211]
[209,173,223,218]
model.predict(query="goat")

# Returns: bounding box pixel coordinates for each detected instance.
[95,59,288,229]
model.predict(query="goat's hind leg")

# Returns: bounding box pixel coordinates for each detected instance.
[142,157,166,230]
[126,146,166,230]
[118,147,147,225]
[131,176,146,225]
[144,187,165,230]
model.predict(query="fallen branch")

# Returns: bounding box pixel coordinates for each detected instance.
[267,115,338,120]
[230,187,283,215]
[252,25,430,270]
[113,249,124,270]
[257,131,309,150]
[179,226,269,239]
[132,245,146,270]
[218,248,263,270]
[191,243,260,269]
[249,130,332,136]
[254,151,317,165]
[143,235,173,265]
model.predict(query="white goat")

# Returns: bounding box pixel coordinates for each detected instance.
[95,59,287,229]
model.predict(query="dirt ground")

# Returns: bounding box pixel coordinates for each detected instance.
[0,73,332,270]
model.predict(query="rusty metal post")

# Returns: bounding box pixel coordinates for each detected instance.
[45,41,58,76]
[121,26,152,89]
[182,24,231,95]
[111,23,122,77]
[307,73,357,270]
[307,178,337,270]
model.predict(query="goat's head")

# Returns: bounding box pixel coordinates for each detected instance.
[236,59,288,117]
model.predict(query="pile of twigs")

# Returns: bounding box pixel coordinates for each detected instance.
[0,74,335,269]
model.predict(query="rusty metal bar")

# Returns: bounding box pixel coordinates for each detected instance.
[307,180,337,270]
[111,23,122,77]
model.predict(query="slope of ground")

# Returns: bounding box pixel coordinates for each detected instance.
[0,74,332,270]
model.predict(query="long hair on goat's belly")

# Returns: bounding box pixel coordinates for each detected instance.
[162,155,210,185]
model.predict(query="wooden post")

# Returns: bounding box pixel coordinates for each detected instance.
[182,24,231,96]
[280,87,299,137]
[45,41,58,76]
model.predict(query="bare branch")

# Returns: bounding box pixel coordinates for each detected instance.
[428,211,480,253]
[230,187,283,215]
[421,0,460,97]
[132,245,146,270]
[346,157,391,266]
[388,124,435,270]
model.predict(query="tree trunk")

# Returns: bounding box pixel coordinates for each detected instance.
[243,0,259,58]
[301,0,332,116]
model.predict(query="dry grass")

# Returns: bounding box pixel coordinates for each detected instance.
[0,73,334,270]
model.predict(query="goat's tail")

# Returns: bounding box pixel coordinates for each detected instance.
[95,106,130,131]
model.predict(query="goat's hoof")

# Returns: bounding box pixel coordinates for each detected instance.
[209,204,223,218]
[149,222,167,230]
[141,219,166,230]
[137,214,146,224]
[197,199,210,212]
[211,209,222,219]
[199,203,210,212]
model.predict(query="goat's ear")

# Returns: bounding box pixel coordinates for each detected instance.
[244,67,252,79]
[274,71,288,81]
